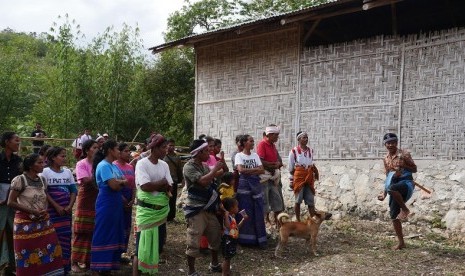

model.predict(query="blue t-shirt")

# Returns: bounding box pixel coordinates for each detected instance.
[96,160,123,188]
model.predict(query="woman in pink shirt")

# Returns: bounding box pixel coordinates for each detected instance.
[114,143,136,254]
[71,139,99,272]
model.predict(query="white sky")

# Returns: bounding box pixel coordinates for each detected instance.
[0,0,190,51]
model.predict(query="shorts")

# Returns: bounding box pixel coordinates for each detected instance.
[388,182,409,220]
[295,185,315,206]
[221,235,237,260]
[186,210,222,257]
[263,180,284,213]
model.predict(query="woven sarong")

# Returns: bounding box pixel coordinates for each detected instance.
[293,166,315,195]
[13,212,64,276]
[47,185,72,273]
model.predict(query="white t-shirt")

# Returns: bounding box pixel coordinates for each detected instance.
[234,152,262,169]
[288,146,314,172]
[135,157,173,196]
[80,134,92,145]
[72,137,82,149]
[40,167,76,187]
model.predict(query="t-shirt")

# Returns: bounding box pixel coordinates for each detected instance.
[10,174,48,211]
[135,158,173,196]
[96,160,123,188]
[114,161,135,189]
[31,130,46,147]
[72,137,82,150]
[75,158,93,184]
[234,152,262,171]
[288,146,314,172]
[256,138,279,163]
[80,134,92,145]
[40,167,77,194]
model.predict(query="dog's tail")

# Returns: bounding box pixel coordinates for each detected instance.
[277,212,291,224]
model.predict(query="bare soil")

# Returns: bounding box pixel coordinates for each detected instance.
[72,211,465,276]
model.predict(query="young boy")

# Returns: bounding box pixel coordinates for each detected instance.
[221,198,248,276]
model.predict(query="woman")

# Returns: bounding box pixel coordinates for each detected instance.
[91,140,127,274]
[71,139,99,272]
[113,142,135,254]
[288,131,320,221]
[0,132,22,275]
[42,146,77,274]
[7,154,64,275]
[234,135,267,248]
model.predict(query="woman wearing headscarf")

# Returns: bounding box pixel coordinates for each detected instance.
[234,135,267,248]
[0,132,22,275]
[7,154,64,276]
[91,139,127,274]
[42,146,77,274]
[288,131,320,221]
[71,139,99,272]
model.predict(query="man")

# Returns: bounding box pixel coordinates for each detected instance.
[71,131,83,160]
[31,123,47,153]
[256,124,284,227]
[102,133,109,141]
[378,133,417,250]
[184,139,224,276]
[288,131,320,221]
[80,129,92,145]
[134,134,172,275]
[163,138,184,221]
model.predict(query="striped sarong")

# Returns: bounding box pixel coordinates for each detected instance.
[71,183,98,264]
[47,185,72,273]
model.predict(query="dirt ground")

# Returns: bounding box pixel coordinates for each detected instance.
[82,210,460,276]
[68,206,465,276]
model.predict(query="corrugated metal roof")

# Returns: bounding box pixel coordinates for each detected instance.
[149,0,346,53]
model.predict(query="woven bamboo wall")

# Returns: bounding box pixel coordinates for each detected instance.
[300,28,465,160]
[194,27,465,160]
[195,29,300,154]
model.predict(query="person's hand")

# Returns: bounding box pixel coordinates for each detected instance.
[220,151,225,161]
[377,192,385,201]
[213,161,224,172]
[55,206,66,216]
[64,206,72,214]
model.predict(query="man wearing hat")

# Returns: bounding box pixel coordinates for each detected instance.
[256,124,285,228]
[377,133,417,250]
[183,139,224,276]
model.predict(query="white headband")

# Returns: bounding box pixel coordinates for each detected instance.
[265,126,280,135]
[296,131,308,141]
[190,142,208,157]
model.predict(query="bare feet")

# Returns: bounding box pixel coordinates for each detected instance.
[396,209,410,220]
[392,243,406,250]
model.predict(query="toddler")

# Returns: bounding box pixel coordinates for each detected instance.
[221,198,248,276]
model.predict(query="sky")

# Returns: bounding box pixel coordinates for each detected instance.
[0,0,189,51]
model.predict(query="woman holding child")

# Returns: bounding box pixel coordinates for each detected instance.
[234,135,267,248]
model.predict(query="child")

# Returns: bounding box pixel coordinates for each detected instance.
[221,198,248,276]
[219,172,235,201]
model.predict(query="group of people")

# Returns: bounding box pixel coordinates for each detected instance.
[0,125,417,275]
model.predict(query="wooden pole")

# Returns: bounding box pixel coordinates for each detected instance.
[131,127,143,143]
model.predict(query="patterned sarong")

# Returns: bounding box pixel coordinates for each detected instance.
[47,185,72,273]
[71,183,98,264]
[236,174,267,247]
[293,166,315,195]
[13,212,64,276]
[136,190,169,275]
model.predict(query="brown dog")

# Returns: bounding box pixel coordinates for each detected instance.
[274,211,332,257]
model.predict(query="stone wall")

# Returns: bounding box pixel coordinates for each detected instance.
[279,159,465,233]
